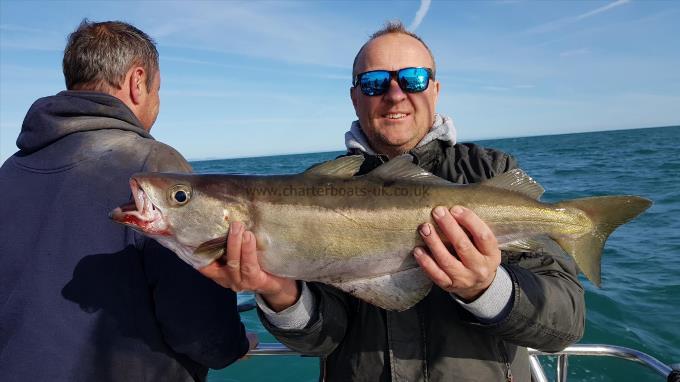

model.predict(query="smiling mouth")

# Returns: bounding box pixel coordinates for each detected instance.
[383,113,408,120]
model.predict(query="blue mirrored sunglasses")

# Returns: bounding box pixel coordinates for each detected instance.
[353,67,434,96]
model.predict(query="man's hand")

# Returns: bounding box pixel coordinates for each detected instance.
[246,331,260,351]
[238,331,260,360]
[413,206,501,302]
[199,221,299,312]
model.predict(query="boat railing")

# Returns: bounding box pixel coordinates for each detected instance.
[246,342,679,381]
[238,300,679,381]
[527,344,678,382]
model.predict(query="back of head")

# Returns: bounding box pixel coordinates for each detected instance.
[63,19,158,93]
[352,20,436,79]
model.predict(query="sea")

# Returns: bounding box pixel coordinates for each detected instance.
[191,126,680,382]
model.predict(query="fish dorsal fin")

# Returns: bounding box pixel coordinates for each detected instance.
[365,155,454,186]
[303,155,365,178]
[481,168,544,200]
[329,267,432,311]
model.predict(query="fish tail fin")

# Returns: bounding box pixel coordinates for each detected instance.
[554,196,651,286]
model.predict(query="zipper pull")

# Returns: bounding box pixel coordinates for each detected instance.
[505,363,513,382]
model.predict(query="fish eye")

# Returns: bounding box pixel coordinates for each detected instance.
[169,185,191,206]
[174,190,187,203]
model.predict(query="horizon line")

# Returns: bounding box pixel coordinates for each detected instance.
[187,124,679,163]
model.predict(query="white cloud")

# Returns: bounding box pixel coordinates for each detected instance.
[480,84,534,91]
[145,1,363,69]
[161,55,348,80]
[560,48,590,57]
[482,86,510,91]
[0,24,48,33]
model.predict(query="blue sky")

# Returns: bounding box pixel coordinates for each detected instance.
[1,0,678,162]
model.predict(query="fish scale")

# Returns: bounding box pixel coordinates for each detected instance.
[111,155,651,311]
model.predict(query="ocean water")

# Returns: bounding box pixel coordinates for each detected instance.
[192,126,680,382]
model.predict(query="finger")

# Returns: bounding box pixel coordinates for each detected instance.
[431,206,480,267]
[246,331,260,350]
[226,221,244,286]
[450,206,499,258]
[413,247,455,291]
[418,221,464,275]
[240,331,260,360]
[198,262,228,288]
[240,231,263,284]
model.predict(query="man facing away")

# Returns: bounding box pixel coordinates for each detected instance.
[0,20,254,382]
[201,22,585,381]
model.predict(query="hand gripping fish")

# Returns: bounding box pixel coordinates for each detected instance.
[110,155,651,311]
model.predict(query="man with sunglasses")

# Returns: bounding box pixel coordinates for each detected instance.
[201,21,585,381]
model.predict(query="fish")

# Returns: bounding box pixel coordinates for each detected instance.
[110,155,651,311]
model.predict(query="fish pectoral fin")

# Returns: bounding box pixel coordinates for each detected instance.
[329,267,432,311]
[194,235,228,260]
[481,168,545,200]
[500,235,567,256]
[364,154,454,186]
[303,155,365,178]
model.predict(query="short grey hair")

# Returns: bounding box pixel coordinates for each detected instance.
[63,19,159,92]
[352,20,436,79]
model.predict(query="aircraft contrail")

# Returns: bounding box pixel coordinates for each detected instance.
[409,0,431,31]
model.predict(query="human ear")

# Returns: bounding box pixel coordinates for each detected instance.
[432,80,440,107]
[129,67,147,106]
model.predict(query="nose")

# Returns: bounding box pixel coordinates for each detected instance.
[384,77,407,103]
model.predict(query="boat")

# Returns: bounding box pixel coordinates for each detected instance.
[238,301,680,382]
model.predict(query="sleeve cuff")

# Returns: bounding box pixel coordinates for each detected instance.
[452,266,514,323]
[255,281,315,330]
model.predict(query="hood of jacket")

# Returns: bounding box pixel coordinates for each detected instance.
[17,90,152,154]
[344,113,456,156]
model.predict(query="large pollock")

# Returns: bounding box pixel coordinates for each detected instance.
[110,156,651,311]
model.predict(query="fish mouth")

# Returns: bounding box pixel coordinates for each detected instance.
[110,178,169,235]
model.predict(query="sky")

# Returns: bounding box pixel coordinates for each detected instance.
[1,0,679,162]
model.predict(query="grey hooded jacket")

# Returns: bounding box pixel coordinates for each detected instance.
[0,91,249,381]
[259,138,585,382]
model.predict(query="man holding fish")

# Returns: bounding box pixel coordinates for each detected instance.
[0,20,253,381]
[198,21,590,381]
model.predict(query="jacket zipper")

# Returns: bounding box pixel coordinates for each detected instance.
[497,340,513,382]
[505,362,513,382]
